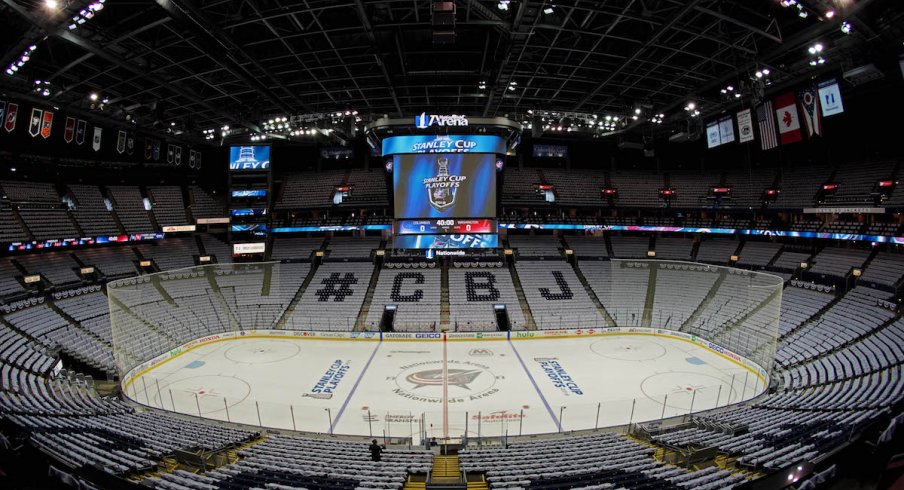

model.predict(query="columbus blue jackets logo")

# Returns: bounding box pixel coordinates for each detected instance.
[406,368,482,389]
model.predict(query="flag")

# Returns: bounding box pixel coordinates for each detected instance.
[64,117,76,143]
[798,85,821,137]
[167,144,174,164]
[152,139,161,160]
[818,79,844,117]
[774,92,801,145]
[28,108,42,137]
[144,138,152,160]
[174,146,182,165]
[126,134,134,155]
[737,108,754,143]
[0,102,5,126]
[92,127,102,151]
[116,130,126,153]
[4,103,17,132]
[40,111,53,139]
[718,116,735,144]
[706,122,721,149]
[75,120,87,145]
[756,101,778,150]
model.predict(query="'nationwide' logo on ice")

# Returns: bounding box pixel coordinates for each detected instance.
[415,113,469,129]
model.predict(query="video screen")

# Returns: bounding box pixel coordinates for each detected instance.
[393,153,496,219]
[228,146,270,171]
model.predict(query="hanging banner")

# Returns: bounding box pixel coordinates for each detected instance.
[797,84,822,137]
[736,108,754,143]
[705,121,721,148]
[189,149,197,168]
[152,139,161,160]
[144,138,153,160]
[126,134,134,155]
[167,144,174,164]
[40,111,53,139]
[0,102,5,126]
[92,127,102,151]
[28,108,42,137]
[64,117,76,143]
[817,79,844,117]
[116,130,126,154]
[174,146,182,166]
[195,152,201,170]
[4,103,17,132]
[75,119,87,145]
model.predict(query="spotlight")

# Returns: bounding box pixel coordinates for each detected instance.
[825,10,834,18]
[543,7,553,15]
[840,21,851,34]
[44,0,58,9]
[89,92,98,101]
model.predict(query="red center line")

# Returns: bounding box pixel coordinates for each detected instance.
[442,333,449,440]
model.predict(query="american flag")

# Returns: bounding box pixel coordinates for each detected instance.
[756,101,778,150]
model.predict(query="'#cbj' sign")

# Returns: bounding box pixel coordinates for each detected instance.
[415,113,469,129]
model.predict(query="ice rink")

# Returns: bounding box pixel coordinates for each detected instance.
[127,334,767,439]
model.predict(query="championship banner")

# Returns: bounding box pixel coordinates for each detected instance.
[152,139,161,160]
[4,103,17,132]
[92,127,102,151]
[797,85,821,137]
[705,121,721,149]
[736,108,754,143]
[75,119,87,145]
[174,146,182,165]
[189,149,196,168]
[774,92,801,145]
[817,79,844,117]
[718,116,735,144]
[0,102,5,127]
[40,111,53,139]
[64,117,76,143]
[126,134,134,155]
[28,108,42,137]
[144,138,153,160]
[116,130,127,154]
[167,144,174,164]
[195,152,201,169]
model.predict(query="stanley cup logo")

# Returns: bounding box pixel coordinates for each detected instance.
[426,156,458,211]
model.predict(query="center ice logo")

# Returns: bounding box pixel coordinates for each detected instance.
[390,360,500,403]
[406,368,483,389]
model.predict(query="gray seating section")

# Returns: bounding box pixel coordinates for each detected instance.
[68,184,120,236]
[0,207,29,242]
[365,268,440,331]
[199,234,233,263]
[581,260,649,326]
[449,267,526,331]
[564,236,608,258]
[270,237,325,261]
[276,171,345,209]
[608,171,663,208]
[807,247,870,278]
[15,251,81,286]
[516,260,603,329]
[188,186,227,220]
[736,241,781,268]
[327,236,381,259]
[653,237,694,261]
[75,246,138,278]
[136,237,198,271]
[148,186,189,227]
[609,236,650,258]
[286,262,372,330]
[501,168,543,206]
[108,186,154,234]
[509,235,562,257]
[695,238,738,264]
[860,252,904,290]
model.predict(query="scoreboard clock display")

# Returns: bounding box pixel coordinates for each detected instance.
[396,219,495,235]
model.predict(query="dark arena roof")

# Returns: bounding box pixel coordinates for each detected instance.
[1,1,904,490]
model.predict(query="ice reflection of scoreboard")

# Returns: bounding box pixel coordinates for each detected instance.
[396,219,494,235]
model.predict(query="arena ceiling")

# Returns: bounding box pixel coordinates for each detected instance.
[0,0,900,142]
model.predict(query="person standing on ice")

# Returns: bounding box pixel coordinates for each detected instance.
[369,439,384,462]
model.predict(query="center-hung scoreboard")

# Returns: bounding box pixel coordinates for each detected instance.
[371,114,519,251]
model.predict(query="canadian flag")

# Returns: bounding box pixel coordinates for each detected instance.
[774,92,801,145]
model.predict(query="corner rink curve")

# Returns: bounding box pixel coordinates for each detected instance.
[122,328,769,439]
